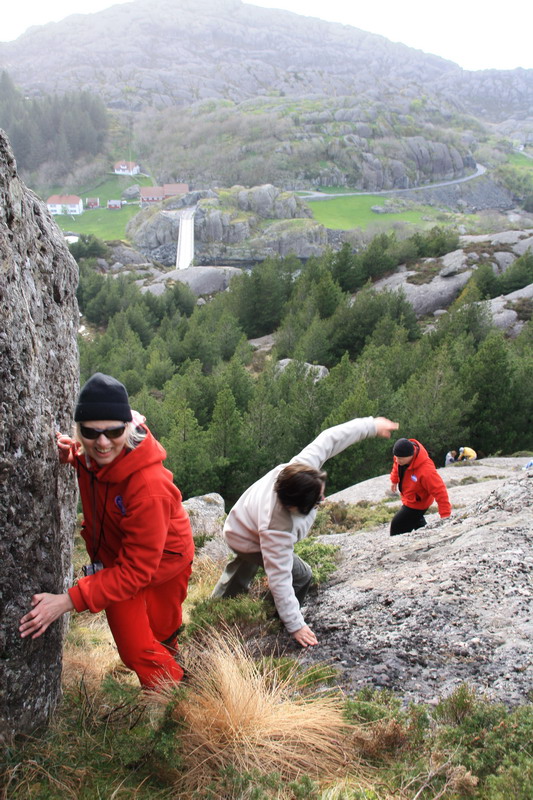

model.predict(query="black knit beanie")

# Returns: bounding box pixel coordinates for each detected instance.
[392,438,415,457]
[74,373,132,422]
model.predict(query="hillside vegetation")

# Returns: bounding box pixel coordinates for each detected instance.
[75,226,533,506]
[0,0,532,197]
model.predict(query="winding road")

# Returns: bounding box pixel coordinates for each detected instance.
[300,162,487,201]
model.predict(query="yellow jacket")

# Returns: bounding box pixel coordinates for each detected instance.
[458,446,477,460]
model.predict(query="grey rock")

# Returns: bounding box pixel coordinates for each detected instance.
[512,235,533,257]
[276,358,329,382]
[183,492,225,539]
[372,263,473,316]
[493,252,516,273]
[300,462,533,706]
[108,243,152,266]
[121,184,140,200]
[488,282,533,337]
[146,265,241,296]
[0,129,79,739]
[183,493,230,563]
[439,249,468,276]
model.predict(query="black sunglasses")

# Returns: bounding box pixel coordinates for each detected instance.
[80,424,127,440]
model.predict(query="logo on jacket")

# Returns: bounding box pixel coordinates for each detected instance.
[114,495,127,515]
[411,475,418,482]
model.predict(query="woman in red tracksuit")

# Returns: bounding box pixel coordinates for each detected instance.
[19,373,194,688]
[389,437,451,536]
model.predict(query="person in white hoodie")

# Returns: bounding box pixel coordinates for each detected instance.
[211,415,399,647]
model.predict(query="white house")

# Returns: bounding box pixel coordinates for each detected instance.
[46,195,83,215]
[114,160,140,175]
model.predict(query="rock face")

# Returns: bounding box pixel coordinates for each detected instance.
[372,261,473,317]
[1,0,531,125]
[182,492,226,539]
[371,230,533,333]
[127,184,321,266]
[142,265,242,297]
[0,130,79,739]
[298,460,533,706]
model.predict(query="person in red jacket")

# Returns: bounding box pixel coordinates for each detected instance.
[19,373,194,688]
[389,437,451,536]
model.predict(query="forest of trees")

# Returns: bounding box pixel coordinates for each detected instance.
[74,229,533,507]
[0,71,108,176]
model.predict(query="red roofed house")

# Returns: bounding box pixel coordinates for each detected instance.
[47,195,83,215]
[114,160,140,175]
[163,183,189,198]
[140,186,165,207]
[140,183,189,208]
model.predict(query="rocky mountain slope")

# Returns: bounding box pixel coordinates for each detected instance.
[1,0,532,191]
[196,458,533,706]
[1,0,531,123]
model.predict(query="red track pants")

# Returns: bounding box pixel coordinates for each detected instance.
[104,560,192,688]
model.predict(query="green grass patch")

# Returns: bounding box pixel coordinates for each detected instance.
[507,152,533,174]
[305,194,444,231]
[51,174,153,240]
[53,204,140,240]
[183,595,277,641]
[79,174,153,204]
[294,536,339,584]
[314,500,396,534]
[0,679,172,800]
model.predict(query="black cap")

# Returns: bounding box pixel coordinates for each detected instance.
[74,373,132,422]
[393,438,415,457]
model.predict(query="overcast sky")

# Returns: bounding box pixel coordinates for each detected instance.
[2,0,531,72]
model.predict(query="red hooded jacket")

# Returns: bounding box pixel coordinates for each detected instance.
[68,426,194,613]
[390,439,451,518]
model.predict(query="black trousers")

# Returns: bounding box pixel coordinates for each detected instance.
[390,505,429,536]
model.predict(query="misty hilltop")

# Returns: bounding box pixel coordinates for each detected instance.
[0,0,532,123]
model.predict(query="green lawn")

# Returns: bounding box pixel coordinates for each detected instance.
[52,173,153,239]
[508,151,533,174]
[306,194,445,231]
[54,204,141,239]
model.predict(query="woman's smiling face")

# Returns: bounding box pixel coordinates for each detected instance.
[79,420,128,465]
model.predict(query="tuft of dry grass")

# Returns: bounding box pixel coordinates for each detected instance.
[148,628,363,794]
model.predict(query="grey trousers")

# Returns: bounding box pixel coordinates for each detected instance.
[211,549,313,606]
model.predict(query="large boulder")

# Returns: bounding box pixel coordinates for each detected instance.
[488,282,533,337]
[183,493,229,562]
[372,261,473,316]
[143,265,242,296]
[302,462,533,706]
[183,492,225,539]
[0,130,79,739]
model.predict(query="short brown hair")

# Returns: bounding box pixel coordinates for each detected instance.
[274,463,327,515]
